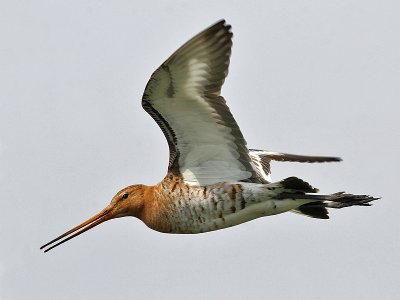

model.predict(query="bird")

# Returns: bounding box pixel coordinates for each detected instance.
[41,20,378,253]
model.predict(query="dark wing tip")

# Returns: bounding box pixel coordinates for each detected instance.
[210,19,229,29]
[202,19,232,37]
[273,153,342,163]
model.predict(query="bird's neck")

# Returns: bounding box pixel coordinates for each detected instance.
[137,183,175,233]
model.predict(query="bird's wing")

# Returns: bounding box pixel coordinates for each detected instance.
[249,149,342,182]
[142,20,259,186]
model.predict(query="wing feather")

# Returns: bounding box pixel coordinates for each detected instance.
[142,20,259,186]
[249,149,341,182]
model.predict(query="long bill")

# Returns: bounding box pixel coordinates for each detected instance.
[40,206,113,253]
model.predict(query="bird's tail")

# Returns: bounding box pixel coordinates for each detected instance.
[277,177,379,219]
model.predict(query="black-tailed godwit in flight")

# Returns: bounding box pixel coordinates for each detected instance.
[41,20,378,253]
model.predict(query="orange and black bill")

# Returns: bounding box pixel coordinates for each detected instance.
[40,207,112,253]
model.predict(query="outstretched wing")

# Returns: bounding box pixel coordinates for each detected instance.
[142,20,259,186]
[249,149,342,182]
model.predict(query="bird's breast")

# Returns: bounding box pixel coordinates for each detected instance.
[143,177,270,233]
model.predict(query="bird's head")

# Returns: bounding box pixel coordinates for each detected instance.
[108,185,146,218]
[40,185,145,252]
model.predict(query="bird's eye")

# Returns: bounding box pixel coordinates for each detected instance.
[121,193,129,200]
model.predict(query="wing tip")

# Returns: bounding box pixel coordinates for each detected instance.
[208,19,232,34]
[255,150,343,163]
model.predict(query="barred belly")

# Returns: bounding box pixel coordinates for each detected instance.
[165,181,298,233]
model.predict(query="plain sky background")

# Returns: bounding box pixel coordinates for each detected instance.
[1,1,399,299]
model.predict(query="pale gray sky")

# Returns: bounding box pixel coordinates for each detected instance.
[1,1,399,299]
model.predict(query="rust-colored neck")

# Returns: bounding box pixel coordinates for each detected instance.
[137,181,176,233]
